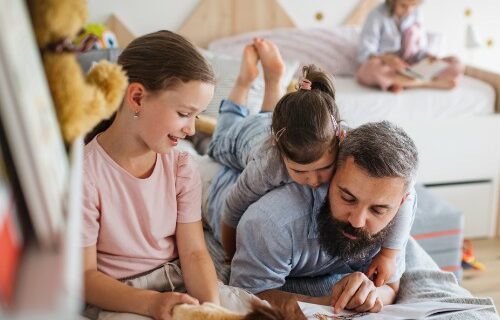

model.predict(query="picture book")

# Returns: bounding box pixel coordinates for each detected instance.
[298,300,491,319]
[399,58,450,81]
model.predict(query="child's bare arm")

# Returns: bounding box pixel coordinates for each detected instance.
[177,221,220,305]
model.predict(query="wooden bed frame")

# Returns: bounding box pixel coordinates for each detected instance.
[174,0,500,238]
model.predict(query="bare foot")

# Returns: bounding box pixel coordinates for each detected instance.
[427,78,457,90]
[253,38,285,83]
[236,43,260,88]
[388,84,403,93]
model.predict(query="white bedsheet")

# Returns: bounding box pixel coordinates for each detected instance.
[334,76,495,128]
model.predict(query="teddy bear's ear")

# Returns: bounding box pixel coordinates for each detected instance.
[28,0,88,48]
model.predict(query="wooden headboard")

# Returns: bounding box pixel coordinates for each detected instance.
[177,0,382,48]
[178,0,296,48]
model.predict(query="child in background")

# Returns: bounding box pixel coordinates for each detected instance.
[356,0,464,92]
[82,30,255,320]
[208,38,416,287]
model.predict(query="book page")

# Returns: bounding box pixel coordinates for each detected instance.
[298,301,491,320]
[404,58,450,81]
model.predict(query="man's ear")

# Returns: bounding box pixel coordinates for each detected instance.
[339,129,347,142]
[399,191,410,208]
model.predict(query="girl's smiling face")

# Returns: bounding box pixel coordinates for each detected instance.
[133,80,214,154]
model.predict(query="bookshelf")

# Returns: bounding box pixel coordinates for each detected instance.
[0,0,84,318]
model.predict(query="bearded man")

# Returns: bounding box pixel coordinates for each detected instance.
[205,120,419,313]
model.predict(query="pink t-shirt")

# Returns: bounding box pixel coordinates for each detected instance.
[82,137,202,279]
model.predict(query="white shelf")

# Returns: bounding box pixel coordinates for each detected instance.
[1,138,84,319]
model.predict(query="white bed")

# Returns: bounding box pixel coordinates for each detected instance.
[178,0,500,238]
[334,76,495,126]
[333,76,498,239]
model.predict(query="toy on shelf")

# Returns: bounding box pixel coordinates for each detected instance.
[28,0,128,144]
[75,23,119,49]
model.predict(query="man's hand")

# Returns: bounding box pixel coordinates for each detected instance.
[330,272,383,314]
[150,292,199,320]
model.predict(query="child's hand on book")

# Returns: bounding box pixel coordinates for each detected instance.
[380,54,408,72]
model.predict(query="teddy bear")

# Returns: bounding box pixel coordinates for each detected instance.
[172,300,306,320]
[28,0,127,144]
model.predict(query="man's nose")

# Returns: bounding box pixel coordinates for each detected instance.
[348,207,367,229]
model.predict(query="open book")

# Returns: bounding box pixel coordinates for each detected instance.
[298,301,491,319]
[399,58,450,81]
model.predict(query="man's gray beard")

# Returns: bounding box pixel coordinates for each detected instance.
[316,199,394,263]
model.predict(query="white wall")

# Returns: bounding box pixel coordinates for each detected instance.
[88,0,500,72]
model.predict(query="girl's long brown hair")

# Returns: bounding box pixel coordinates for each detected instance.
[85,30,214,143]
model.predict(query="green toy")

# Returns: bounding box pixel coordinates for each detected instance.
[75,23,118,49]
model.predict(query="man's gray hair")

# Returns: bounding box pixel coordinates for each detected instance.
[337,121,419,190]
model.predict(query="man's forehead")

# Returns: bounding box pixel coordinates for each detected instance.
[333,159,406,202]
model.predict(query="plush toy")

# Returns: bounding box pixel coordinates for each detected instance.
[75,23,119,49]
[28,0,127,144]
[172,300,306,320]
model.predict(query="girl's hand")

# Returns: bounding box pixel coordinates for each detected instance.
[150,292,199,320]
[381,54,408,72]
[366,250,397,287]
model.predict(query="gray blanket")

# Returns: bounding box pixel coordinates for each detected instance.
[204,231,498,319]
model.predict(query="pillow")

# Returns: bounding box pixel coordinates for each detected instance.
[208,27,361,78]
[201,49,299,119]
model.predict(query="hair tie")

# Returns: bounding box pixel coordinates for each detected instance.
[297,78,312,91]
[274,127,286,141]
[331,115,341,137]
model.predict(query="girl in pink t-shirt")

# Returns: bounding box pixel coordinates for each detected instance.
[82,31,252,319]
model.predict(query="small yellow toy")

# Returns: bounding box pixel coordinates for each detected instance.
[28,0,128,144]
[75,23,119,49]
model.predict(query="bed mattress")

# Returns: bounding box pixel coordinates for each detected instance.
[334,76,495,128]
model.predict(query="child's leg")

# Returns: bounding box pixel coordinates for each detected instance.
[226,44,260,107]
[356,57,398,91]
[427,56,464,90]
[211,44,259,142]
[208,44,260,170]
[253,38,286,112]
[224,39,286,169]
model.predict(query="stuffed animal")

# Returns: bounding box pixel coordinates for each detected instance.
[75,23,119,49]
[28,0,127,144]
[172,300,306,320]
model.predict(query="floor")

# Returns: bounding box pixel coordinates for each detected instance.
[461,238,500,312]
